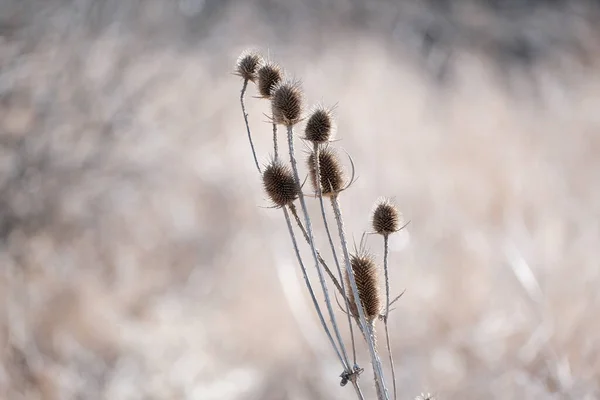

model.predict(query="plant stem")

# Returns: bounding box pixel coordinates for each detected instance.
[330,195,389,400]
[383,234,397,400]
[272,122,278,160]
[288,203,344,297]
[352,380,366,400]
[368,322,385,400]
[281,206,345,366]
[240,79,261,173]
[313,143,358,366]
[286,125,350,371]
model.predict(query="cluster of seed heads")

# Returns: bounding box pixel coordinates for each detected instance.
[235,50,285,100]
[236,48,419,400]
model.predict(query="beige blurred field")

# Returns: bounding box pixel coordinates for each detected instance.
[1,1,600,399]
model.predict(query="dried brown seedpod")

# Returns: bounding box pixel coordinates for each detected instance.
[271,80,303,126]
[262,160,298,207]
[257,62,283,99]
[235,50,263,82]
[345,252,381,322]
[307,147,344,197]
[372,198,402,236]
[305,106,334,143]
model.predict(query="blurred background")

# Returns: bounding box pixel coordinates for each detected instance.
[1,0,600,399]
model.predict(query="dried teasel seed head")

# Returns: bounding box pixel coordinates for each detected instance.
[304,106,334,143]
[345,252,381,322]
[257,62,283,99]
[262,160,298,207]
[235,50,263,82]
[372,198,402,235]
[271,80,303,126]
[307,147,344,197]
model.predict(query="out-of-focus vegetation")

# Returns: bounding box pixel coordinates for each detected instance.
[1,1,599,399]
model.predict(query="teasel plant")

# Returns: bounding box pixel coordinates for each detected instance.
[234,49,421,400]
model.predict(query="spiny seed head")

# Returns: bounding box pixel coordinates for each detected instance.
[305,106,334,143]
[262,160,298,207]
[235,50,263,82]
[257,62,283,98]
[307,147,344,197]
[346,252,381,322]
[271,80,303,126]
[372,198,402,235]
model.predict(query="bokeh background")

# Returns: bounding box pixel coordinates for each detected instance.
[1,0,600,399]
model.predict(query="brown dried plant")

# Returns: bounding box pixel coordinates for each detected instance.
[234,49,422,400]
[307,147,345,197]
[371,197,407,400]
[346,252,381,323]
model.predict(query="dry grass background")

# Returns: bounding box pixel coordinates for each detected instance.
[1,0,600,399]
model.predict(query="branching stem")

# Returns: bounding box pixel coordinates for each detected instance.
[286,126,351,371]
[288,203,344,297]
[330,195,389,400]
[282,206,345,366]
[313,143,358,366]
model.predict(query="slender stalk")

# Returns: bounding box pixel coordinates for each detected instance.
[312,143,358,366]
[289,203,344,297]
[368,322,385,400]
[383,234,397,400]
[330,195,389,400]
[272,122,278,160]
[238,76,365,399]
[352,380,366,400]
[286,125,350,371]
[240,79,261,173]
[282,206,345,367]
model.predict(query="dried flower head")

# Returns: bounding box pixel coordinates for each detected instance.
[372,198,403,235]
[346,252,381,322]
[235,50,263,82]
[262,160,298,207]
[257,62,283,98]
[305,106,334,143]
[307,147,344,197]
[271,80,303,126]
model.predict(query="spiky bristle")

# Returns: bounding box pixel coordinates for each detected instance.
[272,80,303,126]
[235,50,263,82]
[307,147,344,197]
[372,198,402,235]
[262,160,298,207]
[257,62,283,99]
[346,252,381,322]
[305,106,333,143]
